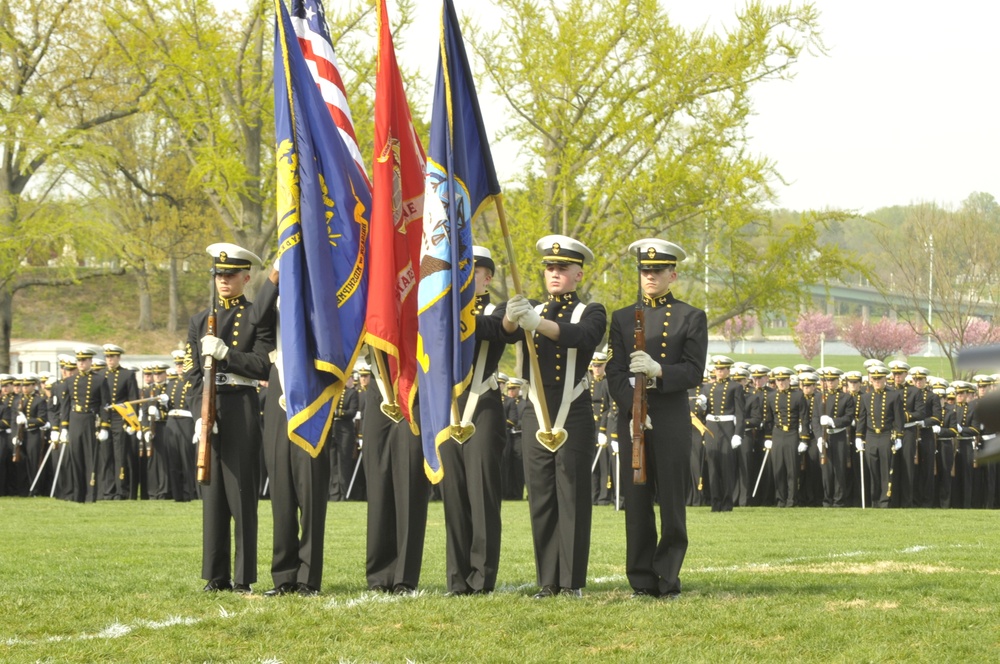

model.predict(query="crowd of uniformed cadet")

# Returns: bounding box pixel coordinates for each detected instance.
[2,236,997,602]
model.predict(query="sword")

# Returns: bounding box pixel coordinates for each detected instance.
[30,442,56,494]
[859,446,866,509]
[346,449,363,500]
[591,444,602,474]
[614,450,621,512]
[752,447,770,498]
[50,443,67,498]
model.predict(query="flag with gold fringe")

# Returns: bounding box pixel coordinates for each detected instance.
[273,0,371,454]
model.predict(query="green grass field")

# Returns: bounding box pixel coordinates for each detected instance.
[1,498,998,662]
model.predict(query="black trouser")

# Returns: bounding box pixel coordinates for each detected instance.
[771,430,799,507]
[865,432,893,508]
[953,437,975,508]
[110,422,131,499]
[440,389,505,594]
[732,426,753,507]
[522,397,594,590]
[97,424,118,500]
[821,430,849,506]
[329,420,355,501]
[705,419,735,511]
[894,428,918,507]
[936,437,954,508]
[166,416,196,502]
[68,412,99,503]
[201,388,261,586]
[687,430,705,506]
[263,368,330,591]
[916,428,937,508]
[362,388,428,590]
[619,396,690,597]
[799,438,822,507]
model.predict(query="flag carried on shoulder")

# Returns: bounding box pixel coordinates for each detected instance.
[273,0,371,454]
[417,0,503,482]
[365,0,426,428]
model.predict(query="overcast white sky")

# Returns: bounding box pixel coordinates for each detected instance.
[230,0,1000,213]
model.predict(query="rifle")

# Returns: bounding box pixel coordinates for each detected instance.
[631,248,648,485]
[197,277,217,485]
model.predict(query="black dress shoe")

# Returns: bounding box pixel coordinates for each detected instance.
[662,591,681,601]
[370,585,392,594]
[232,583,252,594]
[444,589,471,597]
[392,584,416,596]
[560,588,582,598]
[297,584,320,597]
[263,582,298,597]
[532,585,559,599]
[203,579,233,592]
[630,589,659,598]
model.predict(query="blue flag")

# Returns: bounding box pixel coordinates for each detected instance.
[273,0,370,454]
[416,0,503,482]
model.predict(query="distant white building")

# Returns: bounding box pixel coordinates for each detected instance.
[10,339,173,374]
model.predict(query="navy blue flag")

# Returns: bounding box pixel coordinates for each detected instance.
[416,0,503,482]
[273,0,371,454]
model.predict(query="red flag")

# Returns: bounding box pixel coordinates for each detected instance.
[365,0,425,423]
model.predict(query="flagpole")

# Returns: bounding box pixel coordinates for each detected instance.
[493,195,557,438]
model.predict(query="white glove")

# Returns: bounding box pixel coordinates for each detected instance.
[764,439,772,450]
[610,438,619,454]
[200,335,229,361]
[124,425,135,435]
[932,425,941,434]
[893,438,902,451]
[144,431,153,443]
[50,430,60,443]
[518,308,541,332]
[628,351,662,378]
[695,394,707,410]
[357,437,363,449]
[97,429,109,442]
[597,432,608,447]
[59,429,69,444]
[820,415,834,427]
[730,435,742,450]
[16,412,27,426]
[148,406,160,420]
[797,442,808,454]
[628,415,653,441]
[855,438,864,451]
[504,295,532,323]
[817,437,825,451]
[192,417,218,444]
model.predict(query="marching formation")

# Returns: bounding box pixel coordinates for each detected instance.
[4,237,999,604]
[679,358,1000,512]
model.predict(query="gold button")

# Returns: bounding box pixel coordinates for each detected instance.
[556,365,561,370]
[236,313,242,318]
[555,376,561,382]
[233,341,239,347]
[660,353,666,358]
[233,331,239,336]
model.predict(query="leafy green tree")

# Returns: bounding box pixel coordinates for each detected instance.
[0,1,148,370]
[467,0,857,325]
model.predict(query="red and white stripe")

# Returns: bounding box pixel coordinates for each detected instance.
[291,11,370,186]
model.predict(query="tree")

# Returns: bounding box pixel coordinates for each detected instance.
[791,310,835,361]
[0,1,148,370]
[71,114,220,332]
[841,317,923,362]
[722,313,757,352]
[869,195,1000,376]
[107,0,423,295]
[466,0,859,322]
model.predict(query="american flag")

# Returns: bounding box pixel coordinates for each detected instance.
[290,0,369,186]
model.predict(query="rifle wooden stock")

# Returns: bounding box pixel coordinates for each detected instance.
[631,295,647,485]
[197,298,217,486]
